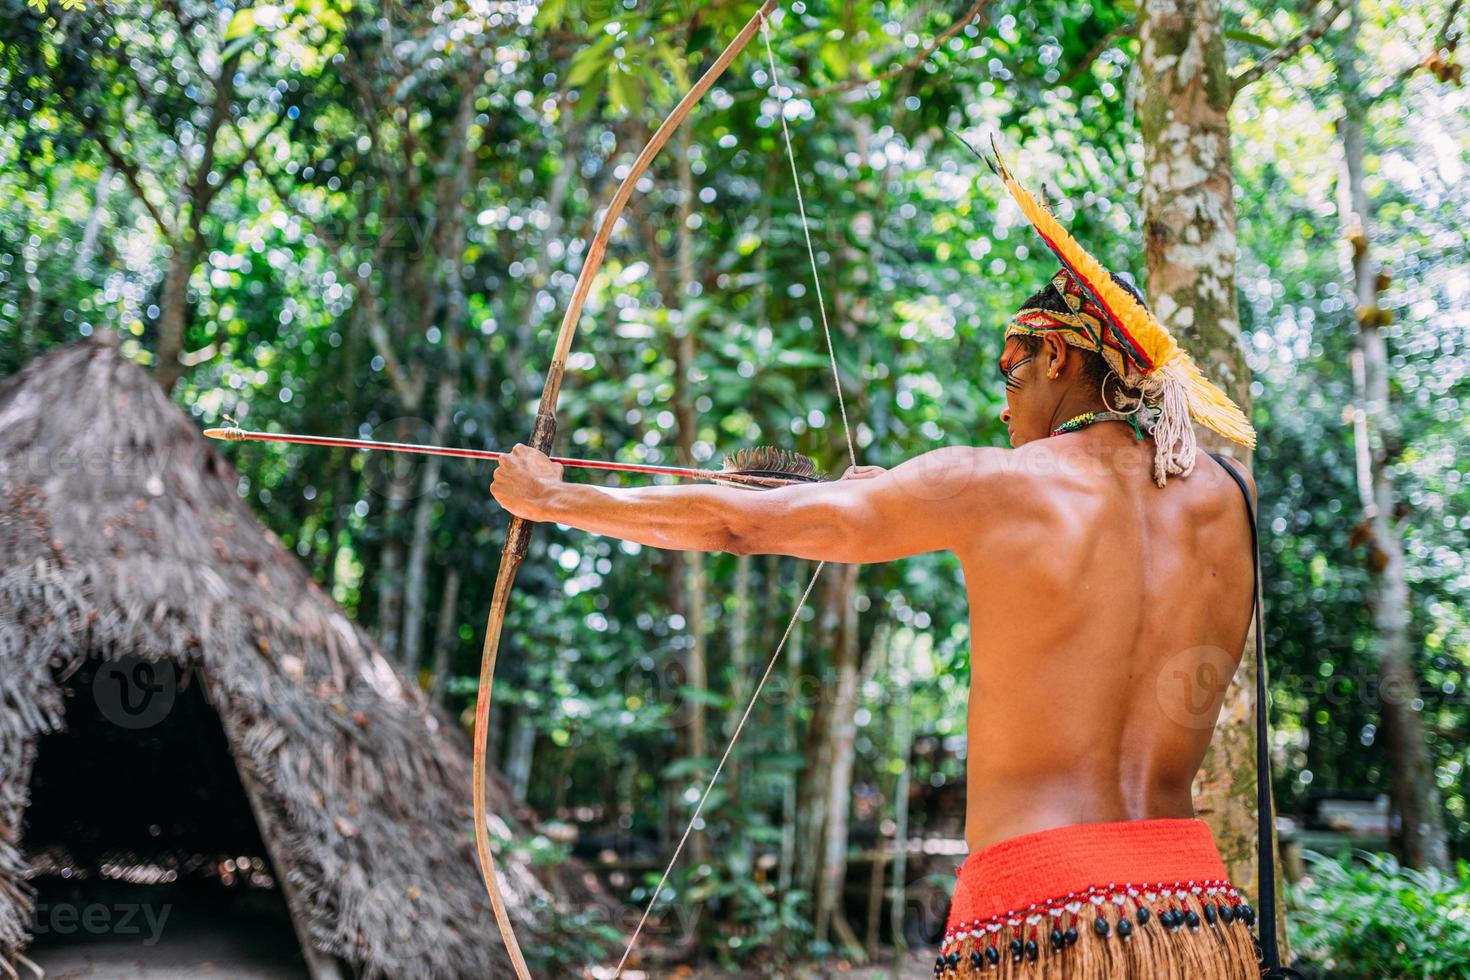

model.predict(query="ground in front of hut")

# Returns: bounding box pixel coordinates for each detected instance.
[26,880,309,980]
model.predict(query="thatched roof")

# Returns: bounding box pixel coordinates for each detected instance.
[0,337,608,978]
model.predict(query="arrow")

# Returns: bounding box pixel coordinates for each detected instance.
[204,426,820,488]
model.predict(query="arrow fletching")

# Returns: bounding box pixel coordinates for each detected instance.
[715,446,822,489]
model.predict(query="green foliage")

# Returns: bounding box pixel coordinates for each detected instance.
[1288,849,1470,979]
[3,0,1469,970]
[528,893,624,974]
[1233,1,1470,845]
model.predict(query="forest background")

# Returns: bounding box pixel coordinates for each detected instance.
[2,0,1467,976]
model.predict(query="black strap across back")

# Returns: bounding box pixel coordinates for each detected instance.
[1208,451,1304,980]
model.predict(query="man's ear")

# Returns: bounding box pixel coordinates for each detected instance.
[1041,331,1070,380]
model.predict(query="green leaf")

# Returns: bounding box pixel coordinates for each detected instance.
[606,69,631,116]
[662,756,715,780]
[567,34,616,89]
[656,43,690,93]
[220,35,254,62]
[821,40,849,80]
[677,685,732,708]
[775,349,832,368]
[225,7,257,40]
[1225,28,1277,50]
[533,0,566,30]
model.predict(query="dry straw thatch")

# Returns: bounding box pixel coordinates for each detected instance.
[0,337,609,978]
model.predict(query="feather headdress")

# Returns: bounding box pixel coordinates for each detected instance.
[957,133,1256,485]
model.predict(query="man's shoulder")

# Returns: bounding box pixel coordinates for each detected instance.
[1198,450,1257,508]
[881,446,1067,533]
[887,445,1029,502]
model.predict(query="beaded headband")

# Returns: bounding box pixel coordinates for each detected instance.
[1006,268,1138,382]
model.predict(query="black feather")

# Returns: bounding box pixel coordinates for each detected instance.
[716,446,821,488]
[948,127,1001,176]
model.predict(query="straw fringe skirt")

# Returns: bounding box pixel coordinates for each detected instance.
[935,818,1261,979]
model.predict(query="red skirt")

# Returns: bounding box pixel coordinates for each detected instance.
[936,818,1261,978]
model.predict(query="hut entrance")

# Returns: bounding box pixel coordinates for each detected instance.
[23,656,310,978]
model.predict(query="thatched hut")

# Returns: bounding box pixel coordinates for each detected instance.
[0,336,604,978]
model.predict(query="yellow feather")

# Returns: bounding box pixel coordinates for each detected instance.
[1003,174,1179,369]
[1165,356,1258,448]
[998,169,1256,448]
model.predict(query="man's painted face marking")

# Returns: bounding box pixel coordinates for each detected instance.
[1002,355,1034,393]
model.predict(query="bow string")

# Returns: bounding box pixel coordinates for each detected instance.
[611,9,857,975]
[469,3,858,976]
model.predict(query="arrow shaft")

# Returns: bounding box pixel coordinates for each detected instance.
[206,428,801,487]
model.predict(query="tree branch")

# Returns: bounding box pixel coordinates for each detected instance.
[1368,0,1466,102]
[1435,0,1467,47]
[78,117,175,239]
[162,0,207,78]
[1060,23,1136,87]
[412,55,484,342]
[1231,0,1352,98]
[47,12,174,237]
[188,45,244,236]
[206,104,289,217]
[806,0,991,99]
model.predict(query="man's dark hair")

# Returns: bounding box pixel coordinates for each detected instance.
[1012,271,1147,392]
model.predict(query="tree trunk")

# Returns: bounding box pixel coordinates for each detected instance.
[400,66,477,670]
[506,708,537,805]
[154,237,200,394]
[402,361,461,671]
[888,630,915,952]
[326,312,363,591]
[864,848,886,962]
[430,567,463,706]
[648,125,711,867]
[376,463,412,661]
[1335,1,1450,871]
[778,559,805,897]
[325,447,349,589]
[814,562,862,954]
[795,578,834,903]
[1137,0,1286,927]
[74,166,111,276]
[726,553,752,816]
[861,624,891,960]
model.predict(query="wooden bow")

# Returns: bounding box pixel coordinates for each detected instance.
[471,4,780,976]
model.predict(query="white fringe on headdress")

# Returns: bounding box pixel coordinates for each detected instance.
[1131,363,1198,487]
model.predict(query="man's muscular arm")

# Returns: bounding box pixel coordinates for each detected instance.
[491,444,1000,563]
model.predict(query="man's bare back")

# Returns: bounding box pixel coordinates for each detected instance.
[493,414,1258,855]
[955,423,1256,851]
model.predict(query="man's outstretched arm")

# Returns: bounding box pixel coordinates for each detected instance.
[490,444,998,563]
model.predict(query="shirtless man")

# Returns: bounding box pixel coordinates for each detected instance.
[490,192,1266,977]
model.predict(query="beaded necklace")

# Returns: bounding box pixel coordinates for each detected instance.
[1049,410,1146,441]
